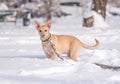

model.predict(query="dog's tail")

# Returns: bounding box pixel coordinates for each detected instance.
[82,39,99,50]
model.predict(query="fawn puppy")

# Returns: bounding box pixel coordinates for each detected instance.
[35,20,99,61]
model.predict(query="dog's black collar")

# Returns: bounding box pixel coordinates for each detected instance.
[41,34,51,42]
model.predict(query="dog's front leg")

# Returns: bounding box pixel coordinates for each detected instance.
[44,51,57,60]
[51,54,58,60]
[45,53,51,59]
[50,51,58,60]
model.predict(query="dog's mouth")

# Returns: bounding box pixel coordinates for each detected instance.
[41,34,45,38]
[40,34,49,40]
[40,34,46,39]
[40,34,51,42]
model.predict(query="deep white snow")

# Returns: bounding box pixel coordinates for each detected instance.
[0,6,120,84]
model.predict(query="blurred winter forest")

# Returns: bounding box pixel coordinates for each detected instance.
[0,0,120,26]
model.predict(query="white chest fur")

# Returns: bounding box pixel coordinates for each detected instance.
[43,44,53,55]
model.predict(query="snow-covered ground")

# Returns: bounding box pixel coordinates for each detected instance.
[0,6,120,84]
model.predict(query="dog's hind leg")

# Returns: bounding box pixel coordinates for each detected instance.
[69,44,81,61]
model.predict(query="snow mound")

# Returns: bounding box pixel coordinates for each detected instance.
[109,75,120,82]
[92,49,120,66]
[19,59,78,76]
[93,11,109,27]
[20,66,73,76]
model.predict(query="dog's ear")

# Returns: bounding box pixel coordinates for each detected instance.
[46,20,52,28]
[35,20,41,29]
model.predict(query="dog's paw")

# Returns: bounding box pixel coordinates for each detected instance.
[64,59,77,65]
[44,58,50,60]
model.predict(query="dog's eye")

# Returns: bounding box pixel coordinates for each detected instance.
[39,30,42,32]
[44,30,47,32]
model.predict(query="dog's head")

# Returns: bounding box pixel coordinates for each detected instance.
[35,20,52,41]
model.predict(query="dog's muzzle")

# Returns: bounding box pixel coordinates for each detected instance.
[41,34,45,38]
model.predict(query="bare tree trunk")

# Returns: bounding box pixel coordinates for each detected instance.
[44,0,52,21]
[92,0,107,19]
[41,0,63,22]
[83,16,94,27]
[81,0,94,27]
[81,0,107,27]
[94,63,120,71]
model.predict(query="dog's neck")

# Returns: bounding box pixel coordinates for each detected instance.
[41,34,51,43]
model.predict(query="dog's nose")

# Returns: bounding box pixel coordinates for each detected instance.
[41,34,45,38]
